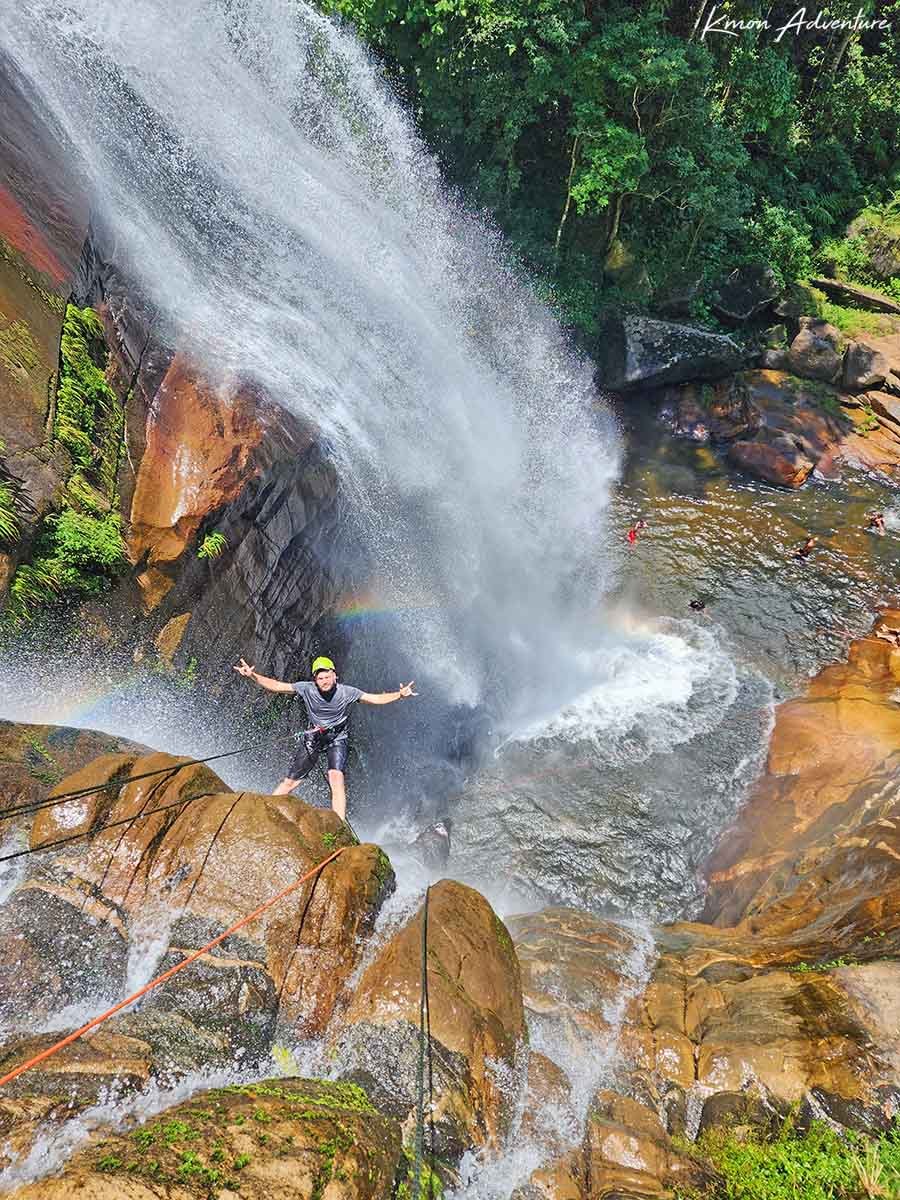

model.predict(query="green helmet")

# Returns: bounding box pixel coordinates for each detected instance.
[311,655,336,675]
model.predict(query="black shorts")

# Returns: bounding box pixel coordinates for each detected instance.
[286,729,349,780]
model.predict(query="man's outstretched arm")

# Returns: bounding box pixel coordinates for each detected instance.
[359,681,417,705]
[233,657,295,693]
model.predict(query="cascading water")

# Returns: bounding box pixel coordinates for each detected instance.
[0,0,767,899]
[3,0,622,710]
[0,7,782,1193]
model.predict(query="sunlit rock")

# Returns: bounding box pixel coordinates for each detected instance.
[4,1077,404,1200]
[333,879,526,1158]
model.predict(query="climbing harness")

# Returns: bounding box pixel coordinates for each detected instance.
[0,848,346,1090]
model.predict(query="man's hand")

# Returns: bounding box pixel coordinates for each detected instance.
[398,681,417,698]
[234,658,256,678]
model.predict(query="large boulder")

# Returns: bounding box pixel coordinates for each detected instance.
[0,739,394,1055]
[333,879,526,1158]
[598,316,743,392]
[702,608,900,933]
[787,316,843,382]
[843,341,890,391]
[712,264,779,324]
[4,1077,405,1200]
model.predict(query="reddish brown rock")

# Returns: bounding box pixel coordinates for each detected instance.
[334,879,526,1157]
[581,1090,713,1199]
[727,437,814,487]
[128,358,267,609]
[0,739,394,1053]
[509,908,646,1046]
[703,608,900,933]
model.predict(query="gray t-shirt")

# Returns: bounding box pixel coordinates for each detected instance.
[291,680,364,731]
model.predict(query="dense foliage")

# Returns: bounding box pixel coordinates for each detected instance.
[324,0,900,336]
[676,1119,900,1200]
[3,305,127,630]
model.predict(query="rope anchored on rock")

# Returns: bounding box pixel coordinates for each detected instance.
[0,847,346,1090]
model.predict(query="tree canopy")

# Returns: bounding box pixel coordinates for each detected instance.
[323,0,900,336]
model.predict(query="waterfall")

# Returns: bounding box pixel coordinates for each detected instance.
[2,0,622,714]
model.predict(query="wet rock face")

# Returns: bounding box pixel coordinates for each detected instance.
[702,607,900,936]
[4,1077,405,1200]
[508,908,647,1049]
[0,736,394,1068]
[599,315,743,392]
[74,220,357,692]
[334,879,526,1158]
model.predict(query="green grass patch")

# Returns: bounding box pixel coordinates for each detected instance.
[817,298,897,340]
[674,1119,900,1200]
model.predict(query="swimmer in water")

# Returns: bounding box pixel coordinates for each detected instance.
[867,511,887,535]
[689,598,706,611]
[795,535,818,559]
[627,519,647,545]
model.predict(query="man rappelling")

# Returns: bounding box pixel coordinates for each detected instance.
[234,655,416,819]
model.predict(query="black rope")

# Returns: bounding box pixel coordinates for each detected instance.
[181,792,245,910]
[84,762,183,913]
[0,733,297,824]
[412,884,433,1200]
[0,786,223,864]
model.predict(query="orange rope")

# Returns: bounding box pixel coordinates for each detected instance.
[0,847,346,1090]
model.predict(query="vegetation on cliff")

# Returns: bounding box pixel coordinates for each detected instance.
[3,304,127,629]
[675,1119,900,1200]
[324,0,900,337]
[0,441,29,547]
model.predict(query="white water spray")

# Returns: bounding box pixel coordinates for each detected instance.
[2,0,620,712]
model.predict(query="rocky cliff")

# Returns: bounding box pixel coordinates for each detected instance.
[0,83,360,701]
[1,611,899,1198]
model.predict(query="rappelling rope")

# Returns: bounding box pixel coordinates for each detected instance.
[0,732,299,824]
[412,884,436,1200]
[0,847,346,1090]
[0,785,224,864]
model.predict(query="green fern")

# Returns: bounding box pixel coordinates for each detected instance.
[0,439,31,548]
[0,481,19,545]
[54,305,121,479]
[5,561,61,628]
[197,531,228,560]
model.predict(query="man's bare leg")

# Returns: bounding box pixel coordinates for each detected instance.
[274,776,301,795]
[327,769,347,820]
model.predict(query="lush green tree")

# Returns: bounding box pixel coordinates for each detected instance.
[324,0,900,335]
